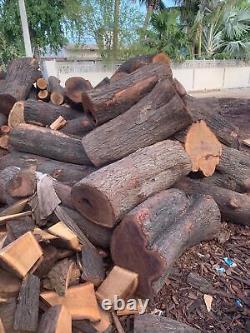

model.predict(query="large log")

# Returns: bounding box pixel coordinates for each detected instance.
[48,76,65,105]
[72,140,191,228]
[175,177,250,226]
[9,124,91,165]
[65,77,92,105]
[82,63,173,125]
[111,189,221,297]
[82,79,192,167]
[0,166,20,204]
[0,58,41,116]
[184,96,239,148]
[0,151,95,186]
[22,99,82,126]
[60,115,95,137]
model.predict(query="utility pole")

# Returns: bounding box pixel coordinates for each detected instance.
[18,0,33,57]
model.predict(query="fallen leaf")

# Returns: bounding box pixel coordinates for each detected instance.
[204,294,213,312]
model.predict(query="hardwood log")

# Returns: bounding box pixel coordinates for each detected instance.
[0,166,20,204]
[72,140,191,228]
[6,166,36,198]
[60,115,95,137]
[82,63,173,125]
[95,77,110,89]
[9,124,91,165]
[65,77,92,105]
[111,189,221,297]
[8,101,25,129]
[82,80,192,167]
[14,274,40,332]
[81,246,105,286]
[175,177,250,226]
[0,58,41,116]
[0,151,95,186]
[38,305,72,333]
[6,217,35,241]
[114,52,170,74]
[48,76,65,105]
[36,77,48,90]
[184,95,239,148]
[23,99,82,126]
[37,89,50,102]
[0,114,7,127]
[134,314,200,333]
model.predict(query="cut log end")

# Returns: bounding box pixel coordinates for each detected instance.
[36,78,48,90]
[8,101,25,129]
[51,92,64,106]
[37,90,49,102]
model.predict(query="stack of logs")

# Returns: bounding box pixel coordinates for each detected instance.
[0,54,249,333]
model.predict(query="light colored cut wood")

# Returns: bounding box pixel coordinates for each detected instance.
[37,89,49,101]
[185,120,222,177]
[37,78,48,90]
[0,211,32,226]
[0,231,43,278]
[40,283,100,322]
[50,116,67,131]
[8,101,25,129]
[0,318,5,333]
[48,221,81,251]
[96,266,138,303]
[243,138,250,147]
[0,135,9,150]
[93,307,111,332]
[33,228,57,242]
[0,198,30,217]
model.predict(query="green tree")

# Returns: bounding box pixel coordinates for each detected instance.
[113,0,121,59]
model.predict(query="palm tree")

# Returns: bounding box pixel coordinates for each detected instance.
[139,0,166,37]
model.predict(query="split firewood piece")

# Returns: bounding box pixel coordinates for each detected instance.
[48,221,81,251]
[243,138,250,147]
[0,318,5,333]
[95,77,110,89]
[111,312,126,333]
[0,211,32,226]
[38,305,72,333]
[81,246,105,286]
[6,216,35,241]
[185,120,222,177]
[0,268,21,298]
[82,62,172,125]
[48,76,65,106]
[60,115,95,137]
[47,259,75,296]
[0,231,43,278]
[82,79,192,167]
[0,57,41,116]
[33,228,57,242]
[36,77,48,90]
[10,124,91,165]
[40,283,101,321]
[0,297,17,333]
[0,197,30,217]
[111,189,221,297]
[0,151,96,186]
[50,116,67,131]
[37,89,50,102]
[175,177,250,226]
[65,77,92,105]
[134,314,200,333]
[0,135,9,150]
[0,166,20,205]
[14,274,40,332]
[8,101,25,129]
[72,140,191,228]
[96,266,138,303]
[184,95,239,148]
[73,308,112,333]
[114,52,170,74]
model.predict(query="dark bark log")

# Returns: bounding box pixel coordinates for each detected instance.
[72,140,191,228]
[82,80,192,167]
[38,305,72,333]
[14,274,40,332]
[111,189,221,297]
[0,166,20,204]
[23,99,82,126]
[175,177,250,226]
[0,58,41,116]
[0,113,7,126]
[60,115,95,137]
[9,124,91,165]
[81,246,105,286]
[0,297,17,333]
[134,314,200,333]
[0,268,21,298]
[6,217,35,241]
[65,77,92,105]
[82,63,173,125]
[48,76,65,105]
[0,151,95,186]
[6,166,36,198]
[184,95,239,148]
[201,171,239,192]
[95,77,110,89]
[114,52,170,74]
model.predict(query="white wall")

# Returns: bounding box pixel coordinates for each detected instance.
[43,60,250,91]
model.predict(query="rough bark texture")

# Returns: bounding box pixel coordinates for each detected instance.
[82,63,173,125]
[9,124,91,165]
[0,166,20,204]
[175,177,250,226]
[60,115,95,137]
[65,77,92,105]
[82,80,192,167]
[72,140,191,228]
[134,314,200,333]
[184,96,239,148]
[0,151,95,186]
[6,166,36,198]
[111,189,221,297]
[81,246,105,286]
[23,99,82,126]
[0,58,41,116]
[48,76,65,105]
[0,113,7,126]
[14,274,40,332]
[95,77,110,89]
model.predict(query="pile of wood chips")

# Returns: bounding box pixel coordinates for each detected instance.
[0,54,249,333]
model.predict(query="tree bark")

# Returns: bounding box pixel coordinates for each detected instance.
[65,77,92,105]
[23,99,82,127]
[48,76,65,106]
[175,177,250,226]
[111,189,221,297]
[0,113,7,126]
[72,140,191,228]
[0,58,41,116]
[0,151,95,186]
[95,77,110,89]
[184,95,239,148]
[61,115,95,137]
[9,124,91,165]
[0,166,20,204]
[82,63,172,125]
[82,80,192,167]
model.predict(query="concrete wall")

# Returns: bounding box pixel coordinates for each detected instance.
[43,59,250,91]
